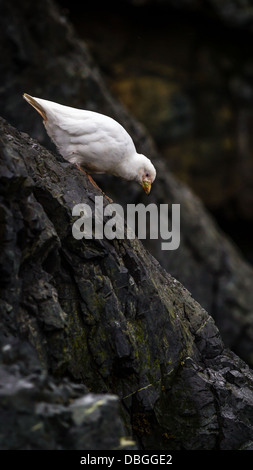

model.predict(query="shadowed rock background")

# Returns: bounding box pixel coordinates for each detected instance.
[1,0,253,450]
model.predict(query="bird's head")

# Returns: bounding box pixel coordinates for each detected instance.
[136,154,156,195]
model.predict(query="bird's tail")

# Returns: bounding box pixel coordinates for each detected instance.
[23,93,47,121]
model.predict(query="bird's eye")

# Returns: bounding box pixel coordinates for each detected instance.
[145,172,149,177]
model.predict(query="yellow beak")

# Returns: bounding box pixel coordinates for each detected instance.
[142,180,152,195]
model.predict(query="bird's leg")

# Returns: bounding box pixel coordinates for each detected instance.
[75,163,88,176]
[75,164,113,203]
[87,174,103,191]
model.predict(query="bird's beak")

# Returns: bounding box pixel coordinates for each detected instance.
[142,179,152,195]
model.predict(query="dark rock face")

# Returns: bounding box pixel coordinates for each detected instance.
[0,123,136,450]
[1,117,253,450]
[2,0,253,450]
[0,337,134,450]
[1,0,253,368]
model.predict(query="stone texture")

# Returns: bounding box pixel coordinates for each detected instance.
[1,0,253,367]
[0,336,135,450]
[75,0,253,246]
[1,117,253,450]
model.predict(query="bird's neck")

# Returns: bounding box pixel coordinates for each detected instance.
[115,154,141,181]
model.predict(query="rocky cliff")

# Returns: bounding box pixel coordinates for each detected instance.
[1,0,253,367]
[1,117,253,450]
[1,0,253,450]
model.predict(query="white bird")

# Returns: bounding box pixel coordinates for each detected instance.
[23,94,156,196]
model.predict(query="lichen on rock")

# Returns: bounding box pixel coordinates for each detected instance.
[1,117,253,450]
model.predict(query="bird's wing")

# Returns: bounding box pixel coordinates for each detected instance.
[24,95,137,171]
[46,107,136,165]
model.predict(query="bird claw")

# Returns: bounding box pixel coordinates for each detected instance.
[104,195,113,204]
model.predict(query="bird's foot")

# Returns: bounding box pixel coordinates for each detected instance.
[75,164,113,203]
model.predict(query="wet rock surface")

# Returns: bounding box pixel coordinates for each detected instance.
[1,0,253,450]
[1,0,253,367]
[1,117,253,450]
[0,337,133,450]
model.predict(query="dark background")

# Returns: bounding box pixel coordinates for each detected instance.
[2,0,253,363]
[2,1,253,450]
[56,0,253,263]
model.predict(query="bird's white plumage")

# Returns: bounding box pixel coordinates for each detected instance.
[23,94,156,192]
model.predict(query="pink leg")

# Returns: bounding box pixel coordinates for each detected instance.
[75,164,113,203]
